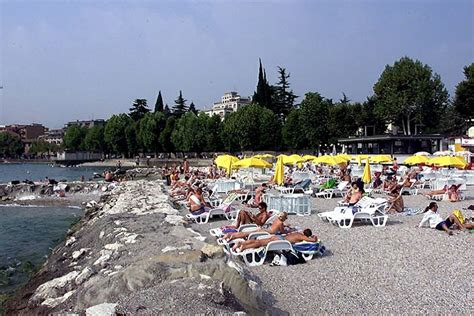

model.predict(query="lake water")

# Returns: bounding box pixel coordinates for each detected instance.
[0,163,98,302]
[0,205,83,296]
[0,163,109,184]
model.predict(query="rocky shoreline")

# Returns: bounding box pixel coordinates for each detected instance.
[4,179,275,315]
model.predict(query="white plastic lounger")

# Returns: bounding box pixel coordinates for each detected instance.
[231,237,293,267]
[315,181,349,199]
[328,203,388,229]
[292,241,326,261]
[318,197,386,221]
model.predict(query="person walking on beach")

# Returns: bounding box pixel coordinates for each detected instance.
[183,158,189,173]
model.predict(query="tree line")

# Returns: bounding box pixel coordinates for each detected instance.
[2,57,472,158]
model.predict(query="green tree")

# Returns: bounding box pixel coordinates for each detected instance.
[171,112,202,152]
[0,133,23,157]
[163,104,171,118]
[373,57,449,135]
[138,112,166,153]
[252,59,274,111]
[189,102,198,115]
[160,116,176,152]
[282,109,306,150]
[63,125,87,150]
[83,125,106,152]
[154,91,164,113]
[222,104,281,151]
[173,91,188,117]
[327,102,358,144]
[204,114,224,152]
[453,63,474,131]
[274,66,298,119]
[129,99,150,121]
[104,114,132,156]
[125,122,139,157]
[299,92,331,150]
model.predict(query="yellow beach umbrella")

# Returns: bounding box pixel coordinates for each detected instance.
[289,154,305,164]
[336,154,352,161]
[214,155,239,174]
[273,156,284,185]
[253,154,274,159]
[370,155,393,164]
[429,156,467,168]
[302,154,318,162]
[233,157,272,169]
[314,155,346,166]
[362,160,372,184]
[403,155,429,165]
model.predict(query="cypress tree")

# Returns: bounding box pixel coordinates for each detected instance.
[274,66,298,120]
[173,91,188,117]
[154,91,164,112]
[189,102,198,115]
[252,59,274,111]
[163,104,171,118]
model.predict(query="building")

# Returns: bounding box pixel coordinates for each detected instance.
[65,119,105,129]
[38,129,64,145]
[339,134,445,155]
[0,123,46,140]
[204,92,251,119]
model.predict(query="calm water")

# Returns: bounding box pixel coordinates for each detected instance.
[0,205,83,295]
[0,163,108,184]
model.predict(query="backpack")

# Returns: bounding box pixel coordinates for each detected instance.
[281,251,306,265]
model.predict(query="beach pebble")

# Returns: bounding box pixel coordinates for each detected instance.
[75,267,95,285]
[85,303,117,316]
[65,236,76,247]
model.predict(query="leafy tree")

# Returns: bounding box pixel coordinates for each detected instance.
[373,57,449,135]
[299,92,331,149]
[173,91,188,117]
[138,112,166,153]
[129,99,150,121]
[160,116,176,152]
[154,91,164,113]
[63,125,87,150]
[221,104,281,151]
[171,112,202,152]
[282,109,306,149]
[452,63,474,131]
[353,97,387,135]
[29,141,61,155]
[104,114,132,156]
[204,114,224,152]
[252,59,274,111]
[83,125,105,152]
[327,103,358,145]
[189,102,198,115]
[125,122,139,157]
[0,132,23,157]
[339,92,351,104]
[274,66,298,119]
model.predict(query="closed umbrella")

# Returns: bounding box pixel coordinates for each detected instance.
[362,160,372,184]
[273,156,284,185]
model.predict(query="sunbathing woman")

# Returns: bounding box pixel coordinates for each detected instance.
[232,229,318,252]
[343,182,363,206]
[385,185,404,214]
[188,187,207,215]
[417,202,474,235]
[223,212,288,241]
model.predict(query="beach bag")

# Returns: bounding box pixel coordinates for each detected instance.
[452,210,465,225]
[281,251,306,265]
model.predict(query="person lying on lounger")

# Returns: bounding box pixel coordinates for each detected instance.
[417,202,474,235]
[223,212,288,241]
[232,229,318,252]
[233,202,270,228]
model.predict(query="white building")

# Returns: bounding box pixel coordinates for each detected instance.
[204,92,251,119]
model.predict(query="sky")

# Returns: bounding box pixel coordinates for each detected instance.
[0,0,473,128]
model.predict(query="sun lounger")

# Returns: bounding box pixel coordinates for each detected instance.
[292,241,327,261]
[209,211,280,238]
[319,196,386,221]
[315,181,349,199]
[230,236,293,267]
[326,202,388,229]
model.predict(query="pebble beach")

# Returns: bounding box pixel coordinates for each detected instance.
[200,187,474,314]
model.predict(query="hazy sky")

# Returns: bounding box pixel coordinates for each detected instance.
[0,0,472,128]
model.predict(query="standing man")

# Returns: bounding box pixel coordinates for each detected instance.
[183,157,190,173]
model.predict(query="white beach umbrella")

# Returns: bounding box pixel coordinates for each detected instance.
[432,150,452,156]
[414,151,431,156]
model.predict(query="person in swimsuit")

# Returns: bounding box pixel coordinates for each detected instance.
[223,212,288,241]
[189,187,207,214]
[233,202,270,228]
[232,229,318,252]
